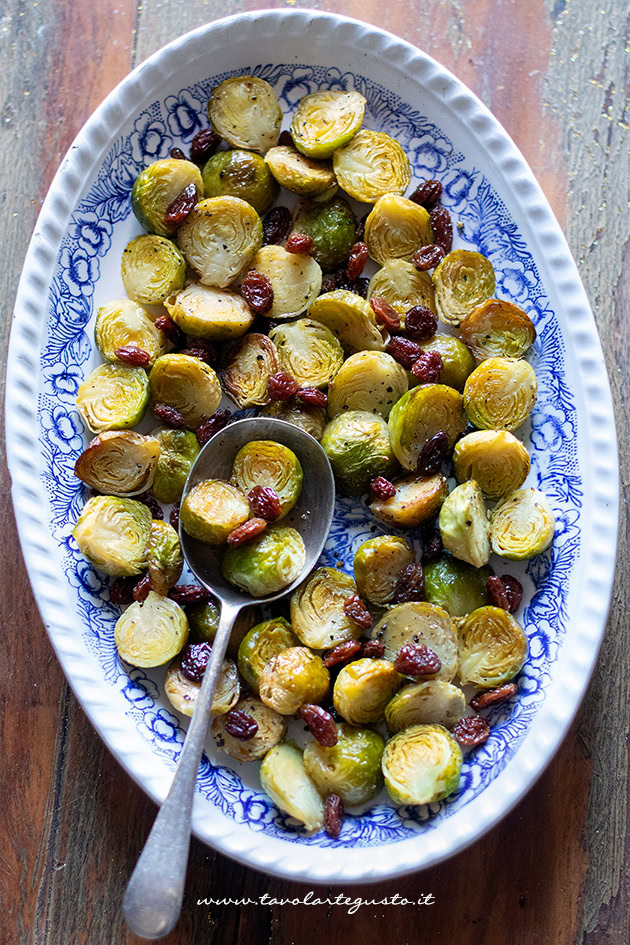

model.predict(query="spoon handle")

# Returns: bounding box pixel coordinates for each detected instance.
[123,599,242,940]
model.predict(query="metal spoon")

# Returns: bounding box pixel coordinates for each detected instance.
[123,417,335,939]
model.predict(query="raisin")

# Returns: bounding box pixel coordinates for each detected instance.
[153,402,188,429]
[393,564,425,603]
[110,576,136,605]
[429,205,453,253]
[320,275,337,294]
[323,794,344,839]
[452,715,491,747]
[405,304,438,341]
[354,213,369,243]
[164,182,197,228]
[285,232,314,255]
[394,643,441,677]
[180,642,213,683]
[411,350,443,383]
[417,430,449,476]
[154,314,184,346]
[501,575,523,614]
[135,492,163,520]
[190,128,221,165]
[248,485,283,522]
[409,179,442,209]
[224,708,259,740]
[362,639,385,659]
[343,594,373,630]
[412,244,445,271]
[133,574,152,602]
[386,336,421,370]
[370,476,397,501]
[470,683,518,712]
[486,575,511,611]
[296,386,327,408]
[334,267,354,291]
[169,584,211,605]
[322,640,362,669]
[421,523,443,561]
[297,704,338,747]
[241,270,274,315]
[170,501,180,531]
[178,341,216,365]
[196,409,232,446]
[353,277,370,299]
[169,146,187,160]
[277,130,294,147]
[268,371,299,401]
[115,345,152,367]
[370,296,401,332]
[346,241,369,280]
[262,206,292,245]
[226,518,267,547]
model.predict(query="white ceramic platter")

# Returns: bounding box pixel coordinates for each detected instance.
[6,10,619,883]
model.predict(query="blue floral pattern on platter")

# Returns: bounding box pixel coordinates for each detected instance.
[38,63,581,847]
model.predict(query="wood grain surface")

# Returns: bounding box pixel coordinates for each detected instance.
[1,1,628,942]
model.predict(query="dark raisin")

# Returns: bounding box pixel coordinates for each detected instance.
[393,564,425,603]
[277,130,294,147]
[297,704,338,747]
[178,340,216,365]
[323,793,344,839]
[501,575,523,614]
[334,267,354,291]
[226,518,267,547]
[370,296,401,332]
[452,715,491,747]
[354,213,369,243]
[343,594,373,630]
[386,336,421,370]
[486,575,511,611]
[241,270,274,315]
[412,244,445,271]
[268,371,299,401]
[296,386,327,408]
[346,241,369,280]
[411,350,443,383]
[196,409,232,446]
[248,486,283,522]
[285,232,314,255]
[153,402,188,429]
[430,205,453,253]
[169,147,187,160]
[190,128,221,165]
[394,643,441,678]
[322,640,362,668]
[224,708,259,740]
[362,639,385,659]
[169,584,211,605]
[352,277,370,299]
[180,642,213,683]
[320,275,337,294]
[420,523,443,561]
[470,683,518,712]
[170,501,180,531]
[133,574,152,602]
[154,314,184,346]
[409,179,442,209]
[109,576,136,605]
[370,476,397,501]
[114,345,151,367]
[262,206,292,245]
[405,304,438,341]
[164,182,197,228]
[417,430,449,476]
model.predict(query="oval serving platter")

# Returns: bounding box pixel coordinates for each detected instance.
[6,10,618,883]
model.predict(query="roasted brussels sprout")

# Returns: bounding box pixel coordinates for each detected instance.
[333,130,412,203]
[201,148,278,214]
[74,431,160,496]
[180,479,250,544]
[333,658,400,725]
[423,555,491,617]
[463,357,537,431]
[259,646,329,714]
[145,520,183,595]
[385,681,466,734]
[321,410,397,495]
[372,601,458,680]
[237,617,299,692]
[188,599,259,658]
[309,290,388,353]
[458,606,528,687]
[94,299,167,366]
[131,158,203,236]
[268,318,343,389]
[208,76,282,154]
[490,487,555,558]
[222,333,279,408]
[149,353,222,429]
[353,535,415,606]
[417,335,475,391]
[222,525,306,597]
[121,235,186,305]
[115,592,188,667]
[290,567,361,650]
[460,298,536,361]
[178,196,262,288]
[364,194,433,265]
[433,250,496,327]
[369,472,449,529]
[165,655,240,717]
[439,481,491,568]
[260,743,324,831]
[381,723,462,805]
[261,399,327,441]
[150,427,200,504]
[388,384,467,471]
[453,430,530,500]
[231,440,303,517]
[73,495,152,577]
[327,351,408,420]
[76,363,150,434]
[303,723,385,805]
[265,146,336,197]
[291,197,356,271]
[165,284,254,340]
[368,259,436,324]
[211,696,287,762]
[290,90,366,159]
[247,245,322,320]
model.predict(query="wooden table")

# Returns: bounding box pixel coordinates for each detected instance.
[1,1,628,942]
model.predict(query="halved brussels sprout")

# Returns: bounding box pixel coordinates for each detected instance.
[188,600,259,658]
[76,363,150,434]
[115,592,188,667]
[490,487,555,559]
[353,535,415,606]
[333,658,400,725]
[463,357,537,431]
[433,250,495,327]
[382,723,462,805]
[150,427,200,504]
[364,194,433,266]
[385,680,466,733]
[165,655,240,717]
[368,259,437,325]
[333,130,412,203]
[388,384,467,471]
[321,410,397,496]
[327,351,408,420]
[222,525,306,597]
[261,399,327,441]
[460,298,536,361]
[291,197,356,271]
[369,472,449,529]
[458,606,528,687]
[290,90,366,159]
[223,333,279,408]
[260,743,324,831]
[303,723,385,806]
[439,481,491,568]
[211,696,287,762]
[180,479,250,544]
[121,235,186,305]
[94,299,167,366]
[165,284,254,340]
[201,149,278,214]
[209,76,282,154]
[74,431,160,496]
[309,290,388,353]
[149,353,222,429]
[145,520,183,595]
[269,318,344,389]
[131,158,203,236]
[231,440,303,517]
[372,601,458,680]
[423,555,491,617]
[453,430,530,500]
[290,567,361,650]
[247,245,322,320]
[259,646,329,715]
[265,146,337,197]
[417,335,475,391]
[237,617,299,692]
[73,495,152,577]
[178,196,262,288]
